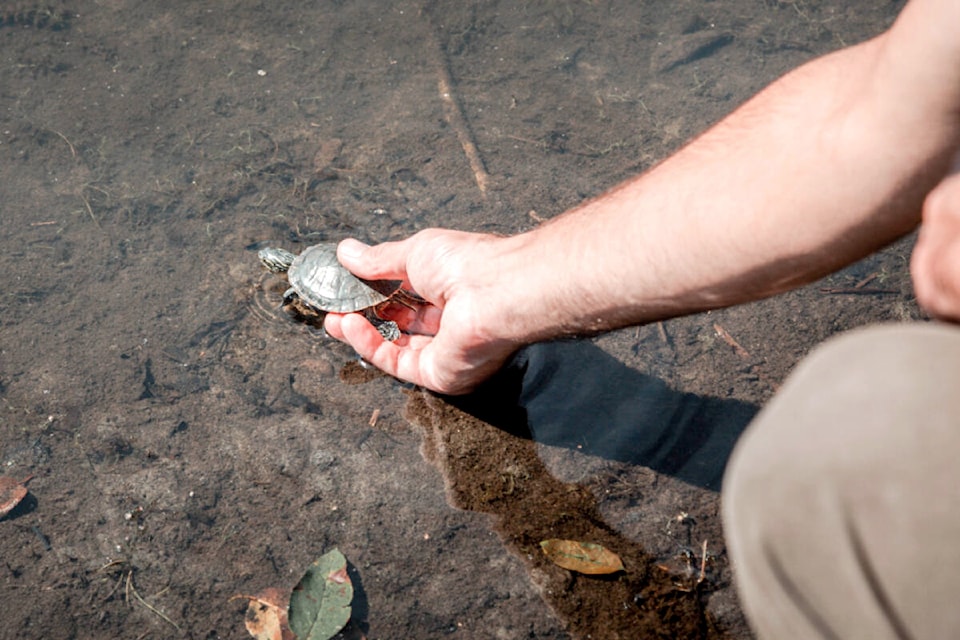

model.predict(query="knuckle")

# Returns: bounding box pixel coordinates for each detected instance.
[924,176,960,224]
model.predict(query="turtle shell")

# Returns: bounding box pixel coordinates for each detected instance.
[287,243,402,313]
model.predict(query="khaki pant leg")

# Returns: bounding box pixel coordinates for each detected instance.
[722,323,960,640]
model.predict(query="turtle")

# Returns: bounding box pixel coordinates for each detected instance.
[258,243,404,341]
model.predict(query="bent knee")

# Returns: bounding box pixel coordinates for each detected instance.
[725,322,960,505]
[723,323,960,639]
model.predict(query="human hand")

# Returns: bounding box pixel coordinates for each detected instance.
[912,170,960,321]
[323,230,523,395]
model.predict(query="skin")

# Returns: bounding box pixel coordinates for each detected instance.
[913,171,960,319]
[325,0,960,395]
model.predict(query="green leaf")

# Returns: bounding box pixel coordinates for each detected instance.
[288,548,353,640]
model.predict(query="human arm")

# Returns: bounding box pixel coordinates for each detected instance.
[325,0,960,394]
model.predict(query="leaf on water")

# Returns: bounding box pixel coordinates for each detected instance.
[0,475,31,518]
[288,548,353,640]
[539,539,625,575]
[229,588,294,640]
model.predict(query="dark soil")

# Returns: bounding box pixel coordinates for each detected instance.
[0,1,912,638]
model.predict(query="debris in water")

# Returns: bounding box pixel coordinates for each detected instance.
[539,539,625,575]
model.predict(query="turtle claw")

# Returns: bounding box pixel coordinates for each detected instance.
[371,318,401,342]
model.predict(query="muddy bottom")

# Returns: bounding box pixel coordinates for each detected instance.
[0,1,912,638]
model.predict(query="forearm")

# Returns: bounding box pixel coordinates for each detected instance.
[489,3,960,344]
[327,0,960,395]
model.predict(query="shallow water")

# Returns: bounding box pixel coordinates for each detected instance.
[0,1,914,638]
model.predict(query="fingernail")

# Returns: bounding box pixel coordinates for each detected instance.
[338,238,369,261]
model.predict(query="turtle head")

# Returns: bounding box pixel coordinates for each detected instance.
[258,247,297,273]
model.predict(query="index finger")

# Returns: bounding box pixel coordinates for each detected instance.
[330,312,432,384]
[330,313,480,394]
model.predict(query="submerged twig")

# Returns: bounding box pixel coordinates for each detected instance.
[696,539,708,586]
[656,321,669,344]
[820,271,898,295]
[52,130,77,157]
[79,193,101,229]
[713,323,750,359]
[125,571,181,632]
[819,286,898,295]
[424,5,491,198]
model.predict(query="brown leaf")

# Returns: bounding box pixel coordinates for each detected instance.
[327,566,349,585]
[230,589,294,640]
[539,539,625,575]
[313,138,343,175]
[0,475,32,517]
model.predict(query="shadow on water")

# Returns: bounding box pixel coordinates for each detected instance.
[403,339,758,638]
[456,339,758,491]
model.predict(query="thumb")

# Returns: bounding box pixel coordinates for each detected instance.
[337,238,410,281]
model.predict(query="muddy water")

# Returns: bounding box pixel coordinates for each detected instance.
[0,2,913,638]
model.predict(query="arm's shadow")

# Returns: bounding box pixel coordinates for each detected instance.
[451,339,759,491]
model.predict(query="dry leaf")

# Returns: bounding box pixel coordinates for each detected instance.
[0,475,32,517]
[313,138,343,175]
[539,539,625,575]
[230,589,294,640]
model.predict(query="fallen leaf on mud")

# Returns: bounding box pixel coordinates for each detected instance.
[539,539,625,575]
[0,475,32,518]
[289,548,353,640]
[230,588,294,640]
[312,138,343,175]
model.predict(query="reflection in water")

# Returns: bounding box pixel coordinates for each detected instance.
[456,340,758,490]
[405,339,758,638]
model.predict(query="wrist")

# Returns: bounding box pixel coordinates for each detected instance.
[473,224,614,346]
